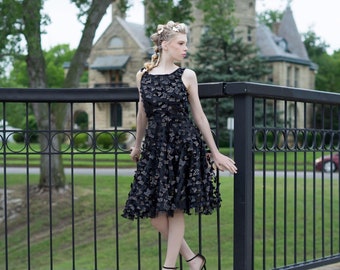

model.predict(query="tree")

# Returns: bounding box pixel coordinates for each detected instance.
[302,30,329,60]
[195,0,269,82]
[194,0,270,146]
[257,9,283,29]
[144,0,193,38]
[0,0,116,189]
[6,44,76,88]
[0,44,77,130]
[301,30,340,93]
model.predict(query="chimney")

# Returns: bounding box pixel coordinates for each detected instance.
[112,1,126,19]
[272,22,280,35]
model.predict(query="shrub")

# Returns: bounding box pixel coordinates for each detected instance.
[73,132,89,149]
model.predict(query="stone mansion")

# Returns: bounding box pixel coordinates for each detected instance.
[70,0,316,130]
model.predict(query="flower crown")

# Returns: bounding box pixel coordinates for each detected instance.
[157,23,183,35]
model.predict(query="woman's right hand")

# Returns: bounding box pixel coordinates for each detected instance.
[130,146,141,162]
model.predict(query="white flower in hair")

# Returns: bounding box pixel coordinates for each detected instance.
[172,26,180,32]
[157,25,164,35]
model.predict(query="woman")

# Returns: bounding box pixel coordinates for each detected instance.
[122,21,237,270]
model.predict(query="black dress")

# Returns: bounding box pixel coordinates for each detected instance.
[122,68,221,220]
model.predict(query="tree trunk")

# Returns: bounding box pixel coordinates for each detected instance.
[65,0,113,88]
[22,0,66,188]
[62,0,113,139]
[22,0,114,189]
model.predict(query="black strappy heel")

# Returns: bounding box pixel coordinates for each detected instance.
[186,253,207,270]
[162,267,178,269]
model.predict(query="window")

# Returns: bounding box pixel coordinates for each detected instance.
[247,26,252,42]
[110,103,122,127]
[108,37,124,49]
[277,38,288,52]
[286,66,292,87]
[294,67,299,88]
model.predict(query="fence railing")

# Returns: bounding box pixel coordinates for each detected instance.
[228,82,340,270]
[1,82,340,269]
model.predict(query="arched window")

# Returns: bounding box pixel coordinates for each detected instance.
[108,37,124,49]
[110,103,122,127]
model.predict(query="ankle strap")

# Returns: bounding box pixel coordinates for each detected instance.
[186,253,199,262]
[163,267,178,269]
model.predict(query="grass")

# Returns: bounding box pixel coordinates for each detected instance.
[1,143,337,269]
[253,175,340,269]
[1,172,339,269]
[0,174,234,269]
[1,142,135,168]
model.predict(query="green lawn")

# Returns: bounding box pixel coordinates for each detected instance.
[1,172,339,269]
[0,174,234,269]
[0,143,337,269]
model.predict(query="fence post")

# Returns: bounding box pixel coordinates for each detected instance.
[232,94,254,270]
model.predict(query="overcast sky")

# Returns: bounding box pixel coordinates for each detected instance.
[42,0,340,53]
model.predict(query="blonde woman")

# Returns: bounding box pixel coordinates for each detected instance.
[122,21,237,270]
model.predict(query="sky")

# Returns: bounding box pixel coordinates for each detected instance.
[42,0,340,53]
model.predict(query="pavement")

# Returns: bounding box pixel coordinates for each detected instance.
[313,263,340,269]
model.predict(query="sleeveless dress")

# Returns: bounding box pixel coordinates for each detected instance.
[122,68,221,220]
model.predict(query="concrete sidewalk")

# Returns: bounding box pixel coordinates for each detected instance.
[313,263,340,269]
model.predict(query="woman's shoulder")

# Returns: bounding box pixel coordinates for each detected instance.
[182,68,197,82]
[181,68,198,92]
[182,68,196,77]
[136,67,147,76]
[136,68,147,80]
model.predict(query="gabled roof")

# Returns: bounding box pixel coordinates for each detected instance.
[256,7,316,69]
[89,17,153,71]
[115,17,151,52]
[92,16,152,55]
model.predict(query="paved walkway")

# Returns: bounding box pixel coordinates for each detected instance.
[313,263,340,269]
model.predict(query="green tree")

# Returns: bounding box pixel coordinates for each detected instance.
[195,0,269,82]
[194,0,270,146]
[6,44,76,88]
[257,9,283,29]
[0,0,118,189]
[302,30,340,93]
[45,44,77,88]
[144,0,193,37]
[303,30,329,60]
[0,44,77,129]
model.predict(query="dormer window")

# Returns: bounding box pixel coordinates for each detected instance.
[277,38,288,52]
[108,37,124,49]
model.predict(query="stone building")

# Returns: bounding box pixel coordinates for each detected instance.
[74,0,316,130]
[257,7,316,89]
[256,6,317,128]
[74,4,152,130]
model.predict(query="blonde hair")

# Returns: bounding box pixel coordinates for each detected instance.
[143,21,187,72]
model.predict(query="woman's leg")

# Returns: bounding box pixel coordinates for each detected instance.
[163,211,185,267]
[151,213,206,270]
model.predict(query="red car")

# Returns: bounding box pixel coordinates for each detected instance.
[315,153,339,172]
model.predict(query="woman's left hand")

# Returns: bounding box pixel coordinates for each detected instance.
[130,146,141,162]
[210,152,237,174]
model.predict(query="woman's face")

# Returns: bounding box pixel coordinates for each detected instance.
[163,33,188,62]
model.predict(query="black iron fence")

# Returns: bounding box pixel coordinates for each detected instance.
[228,83,340,270]
[1,82,340,269]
